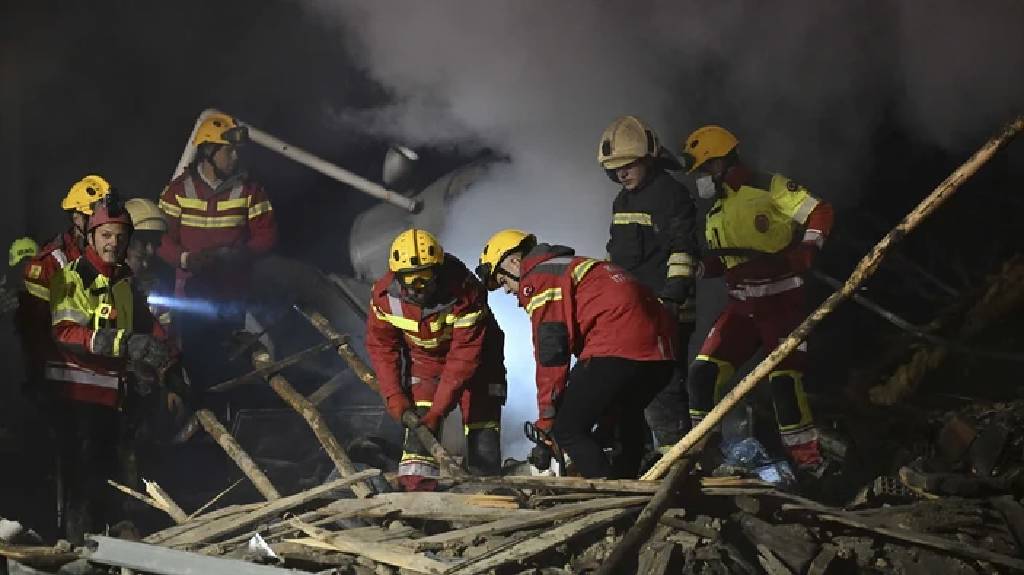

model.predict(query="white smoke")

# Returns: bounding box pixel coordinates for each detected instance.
[310,0,1024,457]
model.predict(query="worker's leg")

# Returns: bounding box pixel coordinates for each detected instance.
[612,360,676,478]
[645,318,697,448]
[687,300,760,429]
[397,376,440,491]
[754,287,821,469]
[460,374,504,476]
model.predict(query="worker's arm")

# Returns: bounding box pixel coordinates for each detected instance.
[527,282,571,431]
[156,184,187,269]
[365,299,408,420]
[658,182,700,301]
[244,183,278,256]
[771,176,834,272]
[424,279,489,426]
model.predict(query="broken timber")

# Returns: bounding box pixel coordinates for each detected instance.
[195,409,282,500]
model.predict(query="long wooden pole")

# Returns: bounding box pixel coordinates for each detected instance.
[195,409,283,500]
[644,115,1024,480]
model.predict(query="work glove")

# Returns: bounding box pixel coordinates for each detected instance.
[785,243,818,274]
[420,410,444,433]
[529,443,554,471]
[213,246,251,267]
[125,333,172,372]
[385,393,412,423]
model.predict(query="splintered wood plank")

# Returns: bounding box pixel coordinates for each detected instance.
[322,492,538,523]
[291,520,451,574]
[144,503,262,544]
[443,507,638,575]
[411,496,649,551]
[160,469,380,547]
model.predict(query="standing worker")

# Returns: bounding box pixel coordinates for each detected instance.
[47,192,180,543]
[5,237,38,318]
[599,115,699,450]
[680,125,834,471]
[477,230,677,479]
[156,113,277,394]
[365,229,506,490]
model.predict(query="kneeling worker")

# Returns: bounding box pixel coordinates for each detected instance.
[365,229,506,490]
[477,230,677,478]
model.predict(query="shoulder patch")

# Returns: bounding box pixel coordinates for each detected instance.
[522,285,534,297]
[786,179,800,192]
[28,264,42,279]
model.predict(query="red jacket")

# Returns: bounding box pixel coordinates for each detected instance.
[17,231,81,382]
[365,255,505,420]
[156,167,277,298]
[516,244,677,422]
[49,247,170,407]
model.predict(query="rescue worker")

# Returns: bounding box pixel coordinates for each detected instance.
[4,237,38,318]
[599,115,700,449]
[48,192,178,543]
[365,229,506,491]
[19,176,112,393]
[680,125,834,471]
[125,198,172,328]
[156,113,277,393]
[477,230,677,479]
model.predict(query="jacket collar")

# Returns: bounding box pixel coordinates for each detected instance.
[521,243,575,277]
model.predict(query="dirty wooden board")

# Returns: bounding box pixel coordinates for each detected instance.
[160,469,380,548]
[144,503,262,544]
[411,495,648,551]
[291,520,450,574]
[443,507,638,575]
[321,492,539,524]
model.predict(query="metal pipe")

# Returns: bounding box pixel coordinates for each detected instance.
[172,108,421,213]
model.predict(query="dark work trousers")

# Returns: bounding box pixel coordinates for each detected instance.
[551,357,675,479]
[644,320,695,447]
[55,401,121,545]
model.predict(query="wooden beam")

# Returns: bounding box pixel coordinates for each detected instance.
[195,409,282,500]
[290,519,450,574]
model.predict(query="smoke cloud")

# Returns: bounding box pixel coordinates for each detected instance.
[310,0,1024,457]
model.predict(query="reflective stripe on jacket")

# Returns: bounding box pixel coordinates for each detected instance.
[517,244,677,421]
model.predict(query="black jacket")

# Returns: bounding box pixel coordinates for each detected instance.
[606,170,699,301]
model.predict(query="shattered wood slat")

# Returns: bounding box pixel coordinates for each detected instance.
[162,469,380,548]
[252,347,374,498]
[195,409,282,500]
[291,519,450,574]
[144,503,261,544]
[411,495,649,551]
[596,438,704,575]
[443,507,637,575]
[780,502,1024,571]
[643,114,1024,480]
[444,475,659,493]
[144,480,190,524]
[107,480,185,524]
[323,493,538,523]
[756,544,795,575]
[297,305,466,477]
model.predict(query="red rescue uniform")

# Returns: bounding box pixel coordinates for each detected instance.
[366,255,505,484]
[517,243,677,478]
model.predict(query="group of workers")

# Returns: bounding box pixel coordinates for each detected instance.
[367,117,832,489]
[3,111,831,538]
[4,113,277,543]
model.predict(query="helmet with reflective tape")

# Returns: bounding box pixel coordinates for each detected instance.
[476,229,535,291]
[9,236,39,267]
[598,115,660,170]
[681,125,739,173]
[194,113,248,147]
[62,174,112,215]
[87,192,133,232]
[125,198,167,232]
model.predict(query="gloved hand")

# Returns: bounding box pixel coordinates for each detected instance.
[125,334,172,372]
[185,250,217,274]
[785,243,818,274]
[385,393,412,423]
[420,410,444,433]
[529,443,554,471]
[213,246,250,267]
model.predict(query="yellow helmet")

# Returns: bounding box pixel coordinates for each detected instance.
[389,228,444,278]
[194,113,248,147]
[62,174,112,215]
[9,237,39,267]
[476,229,535,291]
[125,198,168,232]
[681,125,739,173]
[598,115,660,170]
